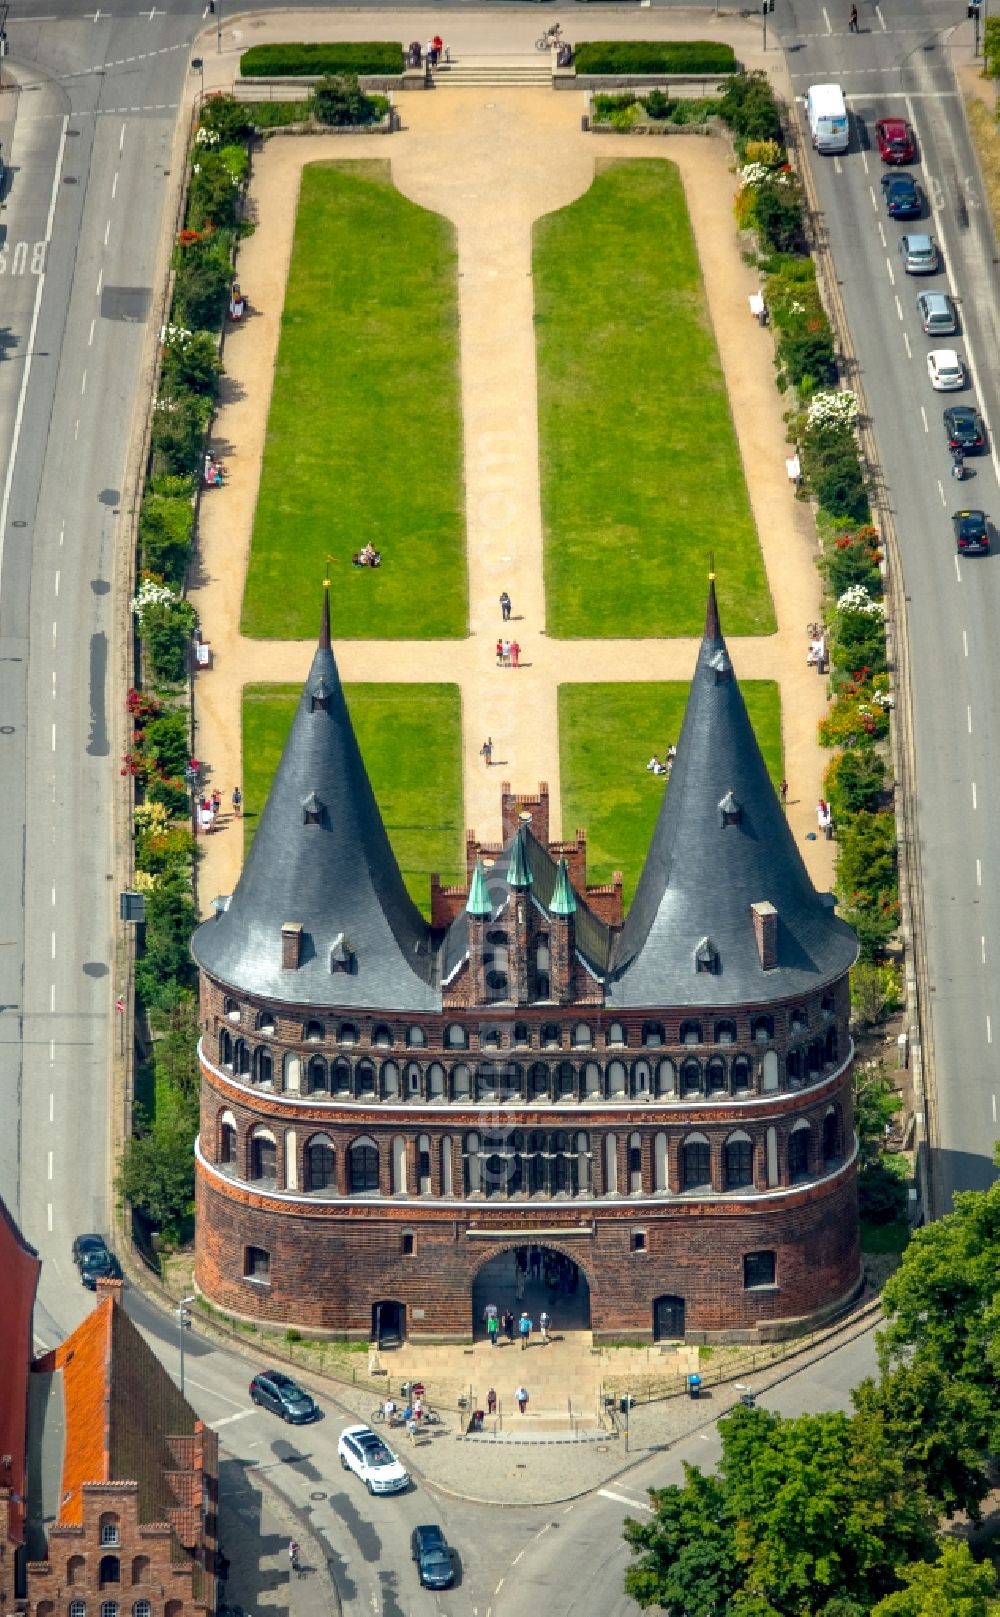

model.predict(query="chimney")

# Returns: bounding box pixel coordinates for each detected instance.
[281,923,303,970]
[96,1277,124,1307]
[751,902,778,970]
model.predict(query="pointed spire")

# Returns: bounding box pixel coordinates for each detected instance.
[506,825,533,890]
[466,859,493,918]
[704,569,721,643]
[319,575,332,650]
[549,857,577,917]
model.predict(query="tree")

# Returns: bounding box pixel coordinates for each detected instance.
[134,872,197,1010]
[624,1464,740,1615]
[117,1104,197,1237]
[853,1063,902,1161]
[312,74,380,127]
[853,1363,994,1522]
[872,1543,1000,1617]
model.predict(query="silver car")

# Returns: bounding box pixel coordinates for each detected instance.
[899,233,940,275]
[917,290,958,335]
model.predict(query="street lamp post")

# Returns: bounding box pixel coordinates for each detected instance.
[191,56,204,102]
[177,1295,196,1396]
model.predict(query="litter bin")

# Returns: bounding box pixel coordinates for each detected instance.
[687,1374,702,1401]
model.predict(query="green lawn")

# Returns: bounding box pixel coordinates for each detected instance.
[242,683,465,914]
[559,681,782,904]
[242,162,466,641]
[534,160,774,639]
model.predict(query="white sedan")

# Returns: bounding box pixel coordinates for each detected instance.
[927,349,965,391]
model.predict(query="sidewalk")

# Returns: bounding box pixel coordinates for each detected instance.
[218,1451,340,1617]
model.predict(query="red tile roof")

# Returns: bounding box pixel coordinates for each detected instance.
[0,1196,41,1546]
[32,1299,113,1524]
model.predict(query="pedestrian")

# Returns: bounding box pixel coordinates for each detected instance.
[199,800,214,835]
[487,1309,499,1347]
[231,784,242,817]
[515,1385,529,1415]
[413,1394,423,1421]
[496,637,503,667]
[481,737,493,767]
[407,1415,418,1441]
[519,1311,532,1350]
[510,640,520,669]
[539,1309,550,1344]
[779,779,788,808]
[500,590,512,621]
[848,3,858,29]
[487,1386,497,1415]
[211,789,222,816]
[425,37,437,66]
[816,798,828,831]
[503,1307,515,1344]
[288,1540,301,1575]
[501,638,511,666]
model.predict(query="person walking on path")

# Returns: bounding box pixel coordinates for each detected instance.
[502,1307,515,1344]
[211,788,222,816]
[231,784,242,817]
[510,640,520,669]
[779,778,788,809]
[481,737,493,767]
[519,1311,532,1350]
[539,1309,550,1344]
[848,4,859,29]
[500,591,511,621]
[487,1387,497,1415]
[501,638,511,667]
[515,1385,529,1415]
[288,1540,301,1576]
[496,638,503,667]
[487,1308,499,1347]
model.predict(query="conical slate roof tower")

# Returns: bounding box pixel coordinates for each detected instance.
[610,579,857,1006]
[192,589,438,1010]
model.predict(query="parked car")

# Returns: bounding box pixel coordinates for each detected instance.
[917,291,958,336]
[248,1369,319,1423]
[338,1425,409,1494]
[875,116,916,164]
[881,172,921,219]
[944,406,986,453]
[953,509,990,555]
[411,1524,455,1589]
[926,350,964,392]
[72,1233,123,1289]
[899,233,940,275]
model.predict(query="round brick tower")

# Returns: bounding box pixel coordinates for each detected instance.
[191,584,861,1344]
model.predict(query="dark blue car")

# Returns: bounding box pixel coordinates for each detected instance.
[881,173,921,219]
[411,1524,455,1590]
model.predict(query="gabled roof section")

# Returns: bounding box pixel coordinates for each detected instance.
[609,579,857,1006]
[192,588,439,1011]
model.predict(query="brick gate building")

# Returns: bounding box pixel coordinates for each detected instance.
[192,584,862,1343]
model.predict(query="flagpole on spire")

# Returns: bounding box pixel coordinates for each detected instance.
[320,555,335,649]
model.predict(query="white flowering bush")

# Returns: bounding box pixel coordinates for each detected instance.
[837,584,885,619]
[131,578,179,624]
[160,322,194,349]
[195,125,220,148]
[807,389,859,430]
[738,161,773,190]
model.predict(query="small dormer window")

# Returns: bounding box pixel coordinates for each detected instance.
[373,1024,393,1049]
[407,1025,426,1048]
[719,789,742,828]
[680,1019,702,1045]
[302,790,323,826]
[338,1022,358,1046]
[709,648,732,683]
[541,1023,561,1050]
[330,933,354,974]
[513,1022,531,1048]
[224,997,240,1024]
[304,1020,325,1044]
[309,676,330,712]
[446,1023,467,1049]
[642,1021,664,1048]
[695,938,719,975]
[256,1010,276,1034]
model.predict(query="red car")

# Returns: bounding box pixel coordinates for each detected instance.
[876,117,916,165]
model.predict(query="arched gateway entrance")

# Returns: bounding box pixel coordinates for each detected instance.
[471,1244,591,1339]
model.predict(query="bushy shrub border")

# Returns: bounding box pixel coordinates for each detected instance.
[574,40,737,75]
[591,90,722,129]
[240,41,403,77]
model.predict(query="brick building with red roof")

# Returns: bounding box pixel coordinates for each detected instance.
[0,1198,41,1614]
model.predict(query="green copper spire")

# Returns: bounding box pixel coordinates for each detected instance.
[466,858,493,918]
[549,857,577,917]
[507,825,533,890]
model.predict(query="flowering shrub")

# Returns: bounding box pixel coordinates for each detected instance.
[739,160,774,189]
[837,583,885,618]
[807,389,858,430]
[824,526,882,598]
[743,138,783,166]
[819,681,892,747]
[131,578,179,625]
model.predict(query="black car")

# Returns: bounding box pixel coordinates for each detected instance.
[953,509,990,555]
[248,1369,319,1423]
[944,406,986,454]
[881,173,921,219]
[72,1234,123,1289]
[411,1524,454,1590]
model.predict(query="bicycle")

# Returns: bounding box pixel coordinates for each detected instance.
[535,24,562,50]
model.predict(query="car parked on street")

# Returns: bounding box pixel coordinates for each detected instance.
[881,173,921,219]
[917,291,959,336]
[953,509,990,555]
[875,116,916,164]
[248,1369,319,1423]
[926,350,965,391]
[338,1424,409,1494]
[72,1234,123,1289]
[411,1524,455,1589]
[944,406,986,453]
[899,233,940,275]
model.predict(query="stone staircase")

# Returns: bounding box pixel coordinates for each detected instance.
[429,55,555,89]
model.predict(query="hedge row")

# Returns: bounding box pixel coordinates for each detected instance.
[240,41,404,77]
[591,91,722,129]
[574,40,737,75]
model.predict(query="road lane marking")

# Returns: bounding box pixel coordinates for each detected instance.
[869,185,877,209]
[54,571,60,596]
[920,405,928,432]
[895,294,903,320]
[963,629,969,656]
[81,369,87,395]
[120,122,126,153]
[51,931,56,958]
[512,1551,524,1566]
[977,858,982,886]
[51,723,56,751]
[47,1203,52,1232]
[47,1150,52,1179]
[972,781,977,810]
[213,1409,257,1428]
[598,1489,653,1512]
[968,705,973,732]
[982,936,986,964]
[112,171,118,200]
[96,267,103,297]
[878,221,886,248]
[0,116,68,582]
[822,5,832,31]
[988,1015,992,1044]
[52,620,57,646]
[50,984,55,1012]
[89,318,95,346]
[834,155,843,176]
[179,1376,246,1408]
[104,218,111,246]
[903,331,911,358]
[886,257,895,286]
[876,3,887,27]
[51,881,55,903]
[861,149,869,173]
[49,1093,54,1121]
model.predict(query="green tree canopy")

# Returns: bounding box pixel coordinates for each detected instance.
[871,1542,999,1617]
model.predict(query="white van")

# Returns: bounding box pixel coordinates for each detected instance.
[805,84,849,154]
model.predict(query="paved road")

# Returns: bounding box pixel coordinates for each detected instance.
[775,0,1000,1208]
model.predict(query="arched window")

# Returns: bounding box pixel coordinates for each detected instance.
[633,1060,651,1097]
[234,1039,250,1076]
[407,1025,427,1048]
[732,1055,751,1092]
[822,1109,842,1166]
[253,1046,273,1086]
[535,935,551,1001]
[98,1559,120,1587]
[481,1026,501,1051]
[724,1133,753,1189]
[526,1131,547,1194]
[373,1024,393,1049]
[763,1050,779,1091]
[679,1020,702,1046]
[642,1021,664,1047]
[476,1063,499,1101]
[789,1006,808,1035]
[541,1023,561,1049]
[133,1605,151,1617]
[452,1063,471,1098]
[69,1603,86,1617]
[349,1138,379,1194]
[485,930,510,1002]
[99,1517,119,1546]
[248,1128,276,1184]
[573,1023,593,1048]
[427,1061,445,1099]
[706,1057,727,1094]
[628,1132,643,1195]
[446,1023,467,1049]
[681,1135,711,1191]
[35,1602,53,1617]
[331,1057,351,1095]
[130,1558,149,1586]
[806,1039,823,1077]
[219,1028,233,1068]
[305,1134,335,1192]
[788,1124,811,1182]
[576,1131,591,1193]
[822,991,836,1017]
[751,1015,773,1043]
[338,1022,358,1047]
[101,1604,118,1617]
[256,1010,276,1034]
[584,1060,602,1097]
[218,1111,237,1166]
[786,1048,803,1083]
[67,1559,86,1588]
[681,1058,701,1096]
[418,1134,432,1194]
[607,1021,626,1047]
[656,1059,675,1097]
[355,1060,375,1097]
[513,1023,531,1048]
[392,1136,407,1195]
[603,1133,618,1195]
[714,1019,737,1046]
[555,1061,576,1100]
[654,1132,668,1193]
[607,1059,627,1098]
[440,1136,454,1196]
[825,1026,839,1064]
[498,1062,522,1101]
[224,997,240,1023]
[307,1055,327,1094]
[304,1020,325,1044]
[529,1062,550,1099]
[381,1061,400,1099]
[463,1132,481,1195]
[404,1060,422,1098]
